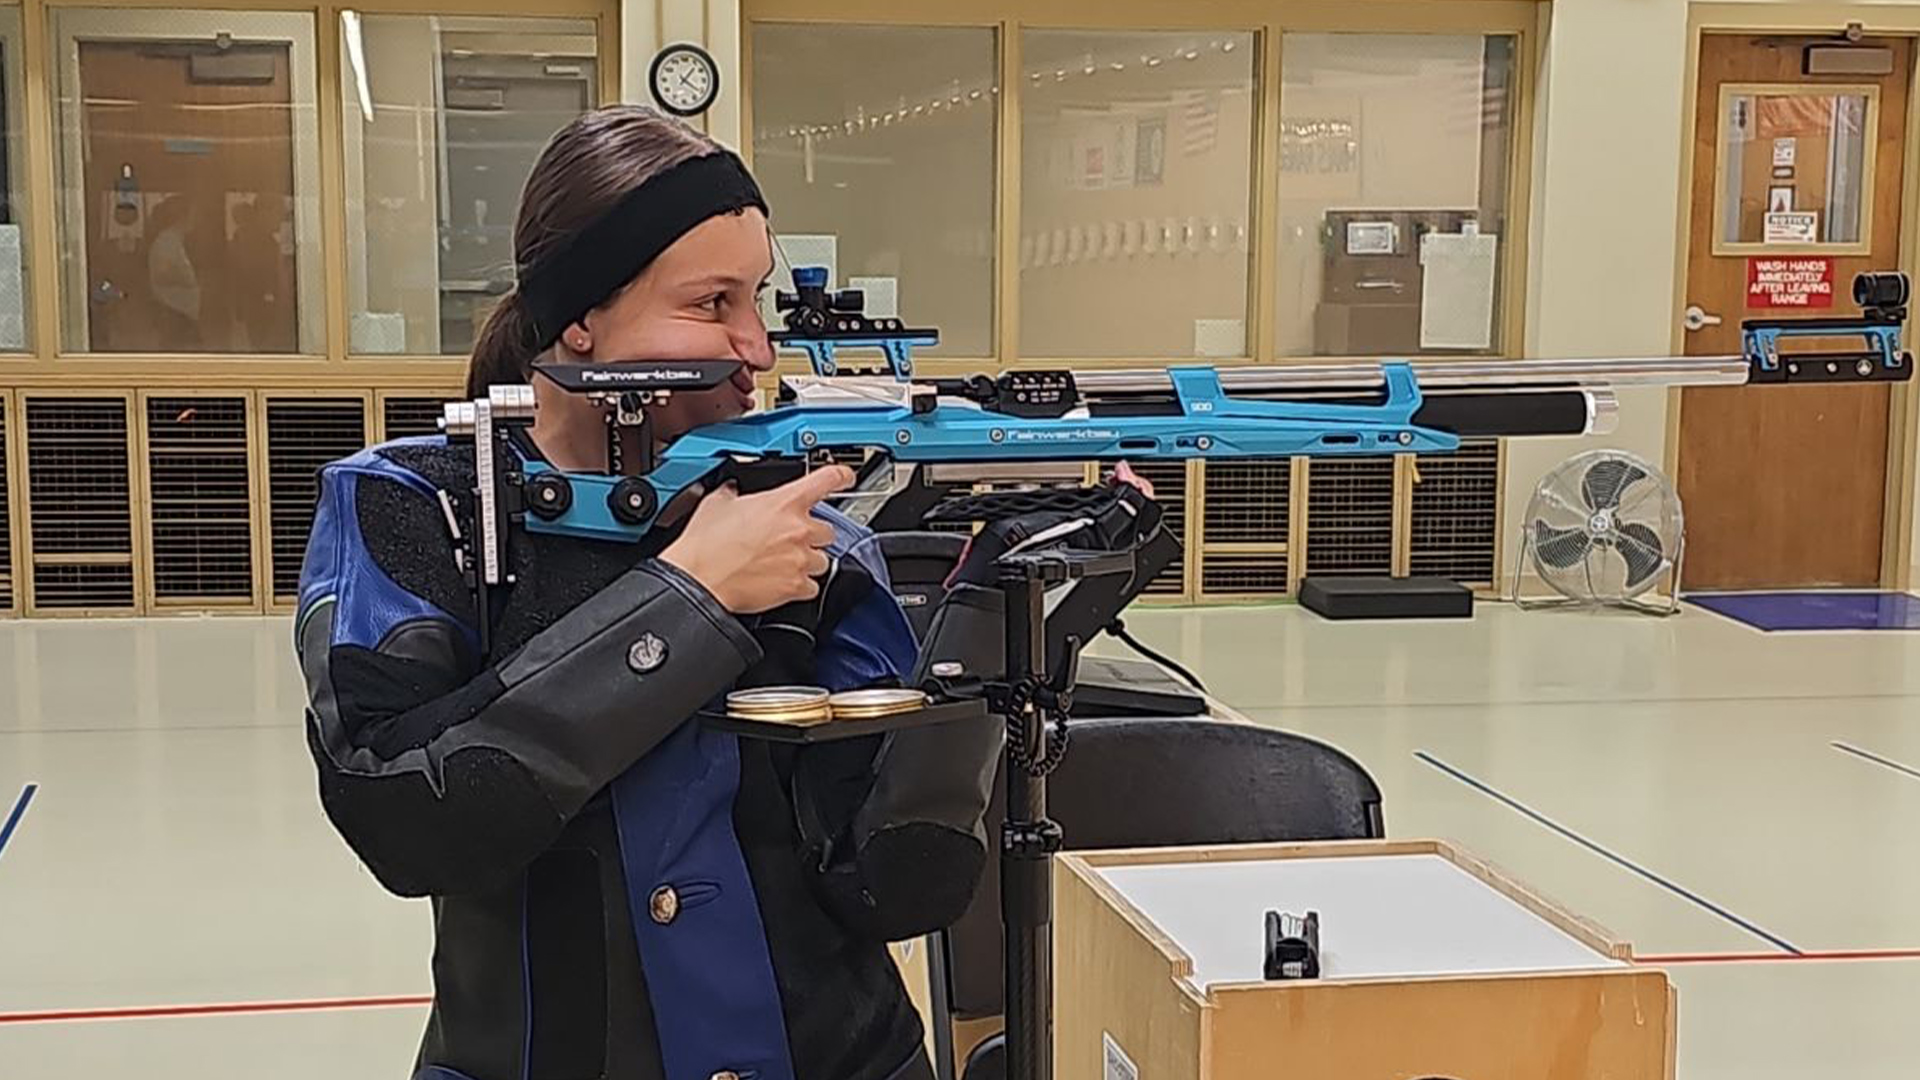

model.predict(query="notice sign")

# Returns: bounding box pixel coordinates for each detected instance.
[1747,256,1835,308]
[1764,211,1819,244]
[1773,137,1797,168]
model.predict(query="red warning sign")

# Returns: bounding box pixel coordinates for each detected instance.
[1747,257,1835,308]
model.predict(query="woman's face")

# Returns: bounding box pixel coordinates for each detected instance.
[538,206,777,459]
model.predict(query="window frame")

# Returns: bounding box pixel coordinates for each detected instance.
[0,0,620,380]
[48,7,327,356]
[1708,81,1881,258]
[745,18,1006,361]
[738,0,1541,374]
[340,10,607,359]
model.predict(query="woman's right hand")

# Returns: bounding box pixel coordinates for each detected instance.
[659,465,855,614]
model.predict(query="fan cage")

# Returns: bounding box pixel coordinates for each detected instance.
[1520,449,1681,609]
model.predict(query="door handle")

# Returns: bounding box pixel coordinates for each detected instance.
[1683,305,1723,331]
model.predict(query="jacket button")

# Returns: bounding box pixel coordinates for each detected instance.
[628,632,668,673]
[649,885,679,925]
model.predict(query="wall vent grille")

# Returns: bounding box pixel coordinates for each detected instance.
[25,397,136,610]
[266,398,368,603]
[1409,439,1500,585]
[146,396,255,606]
[1303,457,1396,577]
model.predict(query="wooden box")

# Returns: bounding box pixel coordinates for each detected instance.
[1055,839,1675,1080]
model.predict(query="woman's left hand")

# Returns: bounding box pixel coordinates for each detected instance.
[1114,460,1155,498]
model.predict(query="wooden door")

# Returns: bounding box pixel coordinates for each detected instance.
[78,41,297,353]
[1678,34,1912,589]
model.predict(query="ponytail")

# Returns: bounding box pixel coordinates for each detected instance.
[467,288,542,398]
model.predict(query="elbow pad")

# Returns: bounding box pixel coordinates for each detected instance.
[796,583,1008,940]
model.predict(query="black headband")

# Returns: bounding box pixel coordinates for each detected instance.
[517,150,769,349]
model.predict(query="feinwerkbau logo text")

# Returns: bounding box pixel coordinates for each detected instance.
[1008,428,1118,441]
[580,368,706,383]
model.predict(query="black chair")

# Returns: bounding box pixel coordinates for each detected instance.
[947,717,1386,1080]
[874,530,969,643]
[961,1033,1006,1080]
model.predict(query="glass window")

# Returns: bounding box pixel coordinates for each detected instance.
[1019,30,1256,360]
[51,9,323,354]
[342,13,600,356]
[0,5,30,353]
[751,23,997,358]
[1717,87,1873,249]
[1276,33,1516,358]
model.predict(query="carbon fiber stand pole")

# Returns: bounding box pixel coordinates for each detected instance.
[1000,561,1059,1080]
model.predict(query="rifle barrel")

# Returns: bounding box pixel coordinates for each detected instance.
[1069,355,1748,394]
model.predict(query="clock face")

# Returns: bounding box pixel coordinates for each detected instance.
[652,47,717,116]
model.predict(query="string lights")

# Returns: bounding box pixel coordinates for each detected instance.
[755,37,1246,146]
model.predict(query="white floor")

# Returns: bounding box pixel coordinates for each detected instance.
[3,602,1918,1078]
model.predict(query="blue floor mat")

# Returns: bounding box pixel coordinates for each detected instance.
[1685,591,1920,631]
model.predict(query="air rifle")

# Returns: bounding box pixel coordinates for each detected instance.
[443,266,1911,556]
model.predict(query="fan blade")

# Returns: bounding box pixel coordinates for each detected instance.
[1533,521,1592,569]
[1581,458,1648,512]
[1616,522,1666,589]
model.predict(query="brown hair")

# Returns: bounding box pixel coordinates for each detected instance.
[467,105,722,398]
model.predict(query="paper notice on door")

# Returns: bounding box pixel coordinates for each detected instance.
[1773,137,1797,168]
[1768,186,1795,214]
[1418,230,1499,350]
[1103,1033,1139,1080]
[1764,212,1819,244]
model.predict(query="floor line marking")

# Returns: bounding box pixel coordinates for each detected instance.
[0,784,37,864]
[0,723,297,737]
[1225,689,1920,715]
[1831,741,1920,782]
[0,995,434,1025]
[1414,750,1801,955]
[1634,948,1920,965]
[11,947,1917,1028]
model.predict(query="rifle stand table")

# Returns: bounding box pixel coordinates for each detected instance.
[1055,839,1676,1080]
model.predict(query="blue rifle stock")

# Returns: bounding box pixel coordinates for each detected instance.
[519,361,1453,544]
